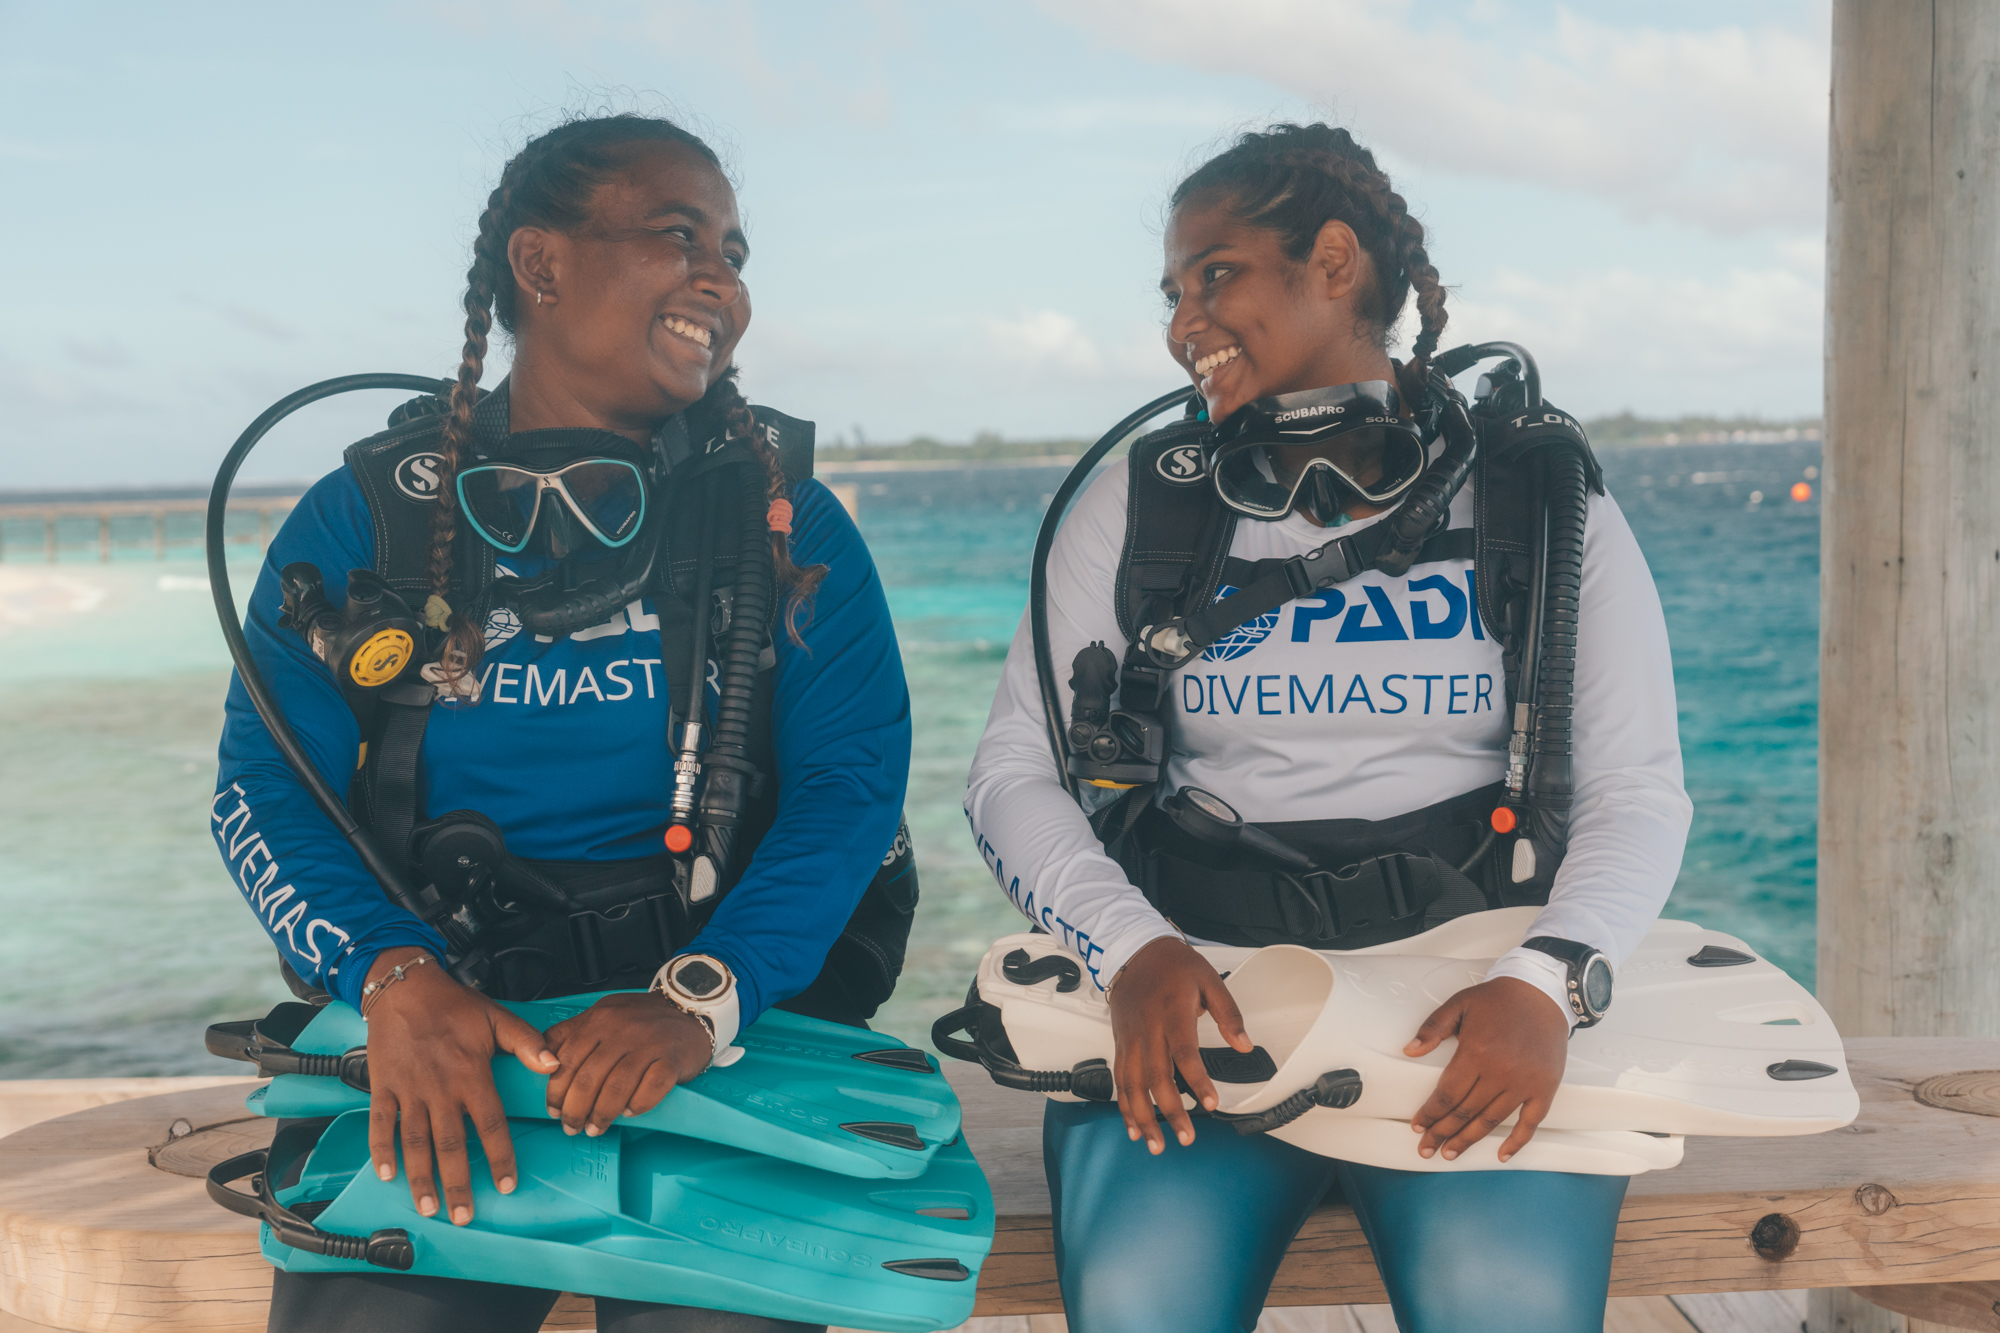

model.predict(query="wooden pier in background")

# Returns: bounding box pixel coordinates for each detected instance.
[0,497,298,563]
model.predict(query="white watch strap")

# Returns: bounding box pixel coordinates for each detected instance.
[704,988,741,1052]
[651,957,742,1054]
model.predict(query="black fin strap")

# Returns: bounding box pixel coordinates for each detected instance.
[206,1149,414,1270]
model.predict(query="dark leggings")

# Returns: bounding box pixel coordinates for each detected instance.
[267,1271,825,1333]
[1044,1099,1630,1333]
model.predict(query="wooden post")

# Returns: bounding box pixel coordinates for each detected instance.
[44,512,56,564]
[98,512,110,563]
[154,510,165,560]
[1817,4,2000,1331]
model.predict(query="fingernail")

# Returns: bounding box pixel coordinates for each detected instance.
[376,1163,394,1181]
[1178,1130,1194,1146]
[1410,1122,1423,1133]
[419,1195,438,1216]
[1417,1146,1432,1159]
[620,1109,632,1118]
[546,1106,560,1119]
[1443,1149,1458,1160]
[1127,1127,1140,1142]
[563,1123,578,1136]
[585,1123,602,1137]
[498,1176,516,1193]
[452,1205,471,1225]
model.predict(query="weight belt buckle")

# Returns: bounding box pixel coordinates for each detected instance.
[1299,853,1420,941]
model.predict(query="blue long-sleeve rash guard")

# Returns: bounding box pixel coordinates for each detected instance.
[214,467,910,1021]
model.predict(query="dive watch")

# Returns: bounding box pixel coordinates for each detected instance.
[652,953,741,1056]
[1520,936,1613,1028]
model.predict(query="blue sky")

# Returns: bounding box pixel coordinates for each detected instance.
[2,0,1829,487]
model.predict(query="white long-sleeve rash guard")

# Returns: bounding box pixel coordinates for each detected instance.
[964,462,1692,1025]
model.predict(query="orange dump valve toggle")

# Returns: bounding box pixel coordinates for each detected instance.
[1490,806,1517,834]
[664,824,694,854]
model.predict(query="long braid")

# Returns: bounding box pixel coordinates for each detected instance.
[424,176,513,686]
[1175,123,1450,410]
[695,371,827,644]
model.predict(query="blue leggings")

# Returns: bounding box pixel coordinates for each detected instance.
[1044,1101,1627,1333]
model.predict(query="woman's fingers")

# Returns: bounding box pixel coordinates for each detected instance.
[626,1061,679,1117]
[1201,970,1253,1055]
[1432,1087,1516,1161]
[587,1053,650,1134]
[1167,1027,1218,1116]
[397,1102,440,1218]
[1113,1043,1158,1150]
[544,1031,600,1119]
[368,1089,400,1183]
[1497,1093,1552,1163]
[423,1103,477,1226]
[558,1045,628,1136]
[465,1084,518,1195]
[493,1007,558,1079]
[1151,1054,1195,1148]
[1404,994,1466,1058]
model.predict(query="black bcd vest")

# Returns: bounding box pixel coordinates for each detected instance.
[283,395,917,1022]
[1100,403,1599,950]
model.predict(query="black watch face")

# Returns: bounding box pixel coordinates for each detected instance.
[1581,956,1614,1016]
[675,958,725,999]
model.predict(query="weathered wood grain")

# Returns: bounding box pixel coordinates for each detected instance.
[1854,1280,2000,1331]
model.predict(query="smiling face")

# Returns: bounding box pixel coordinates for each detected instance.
[1161,193,1393,423]
[507,140,751,438]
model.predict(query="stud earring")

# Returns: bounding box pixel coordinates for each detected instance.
[536,290,544,306]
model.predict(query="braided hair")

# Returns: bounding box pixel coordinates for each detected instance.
[429,113,820,681]
[1172,124,1447,412]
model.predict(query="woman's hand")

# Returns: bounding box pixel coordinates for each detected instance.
[362,947,559,1226]
[1106,936,1252,1155]
[1404,976,1570,1163]
[542,992,715,1137]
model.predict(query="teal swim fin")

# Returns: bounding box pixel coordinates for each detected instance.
[208,1110,992,1332]
[208,995,960,1180]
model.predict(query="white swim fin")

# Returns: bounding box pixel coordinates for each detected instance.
[937,908,1857,1177]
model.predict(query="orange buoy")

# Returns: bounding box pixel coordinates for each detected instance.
[1791,482,1812,502]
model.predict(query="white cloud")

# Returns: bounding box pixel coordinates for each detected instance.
[1040,0,1829,235]
[1435,246,1824,415]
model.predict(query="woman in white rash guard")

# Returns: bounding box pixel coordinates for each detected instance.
[963,123,1690,1333]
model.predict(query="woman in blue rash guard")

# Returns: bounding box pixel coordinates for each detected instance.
[964,125,1690,1332]
[213,114,911,1333]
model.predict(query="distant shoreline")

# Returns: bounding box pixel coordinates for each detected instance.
[1,425,1823,502]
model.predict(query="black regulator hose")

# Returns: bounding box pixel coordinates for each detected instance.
[1372,381,1477,578]
[1030,386,1197,798]
[1524,447,1588,848]
[694,466,776,888]
[207,372,489,987]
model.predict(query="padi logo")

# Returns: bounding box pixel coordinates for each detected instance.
[393,452,446,502]
[1510,411,1582,434]
[1156,444,1206,484]
[1200,585,1279,662]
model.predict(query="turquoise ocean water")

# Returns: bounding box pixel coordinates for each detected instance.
[0,441,1819,1077]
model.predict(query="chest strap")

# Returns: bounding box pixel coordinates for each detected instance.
[1139,526,1476,669]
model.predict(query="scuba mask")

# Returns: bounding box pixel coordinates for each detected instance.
[1209,381,1427,522]
[468,423,684,639]
[457,433,652,558]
